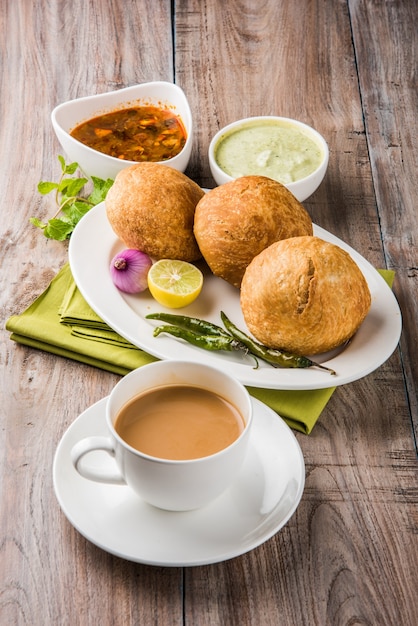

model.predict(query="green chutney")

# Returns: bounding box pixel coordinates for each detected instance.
[215,120,323,184]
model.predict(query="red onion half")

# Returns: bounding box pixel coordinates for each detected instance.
[110,249,152,293]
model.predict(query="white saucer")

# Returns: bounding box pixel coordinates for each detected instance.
[53,397,305,566]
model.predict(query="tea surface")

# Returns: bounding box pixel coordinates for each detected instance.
[115,385,244,460]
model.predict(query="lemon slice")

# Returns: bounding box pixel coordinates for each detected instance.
[147,259,203,308]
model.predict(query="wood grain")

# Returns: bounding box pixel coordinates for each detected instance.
[177,1,418,624]
[349,0,418,439]
[0,2,183,625]
[1,1,417,625]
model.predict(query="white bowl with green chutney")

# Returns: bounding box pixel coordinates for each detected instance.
[209,116,329,201]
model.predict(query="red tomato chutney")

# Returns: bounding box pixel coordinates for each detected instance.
[70,105,187,162]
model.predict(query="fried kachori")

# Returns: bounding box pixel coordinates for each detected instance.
[106,162,204,261]
[240,235,371,355]
[193,175,313,288]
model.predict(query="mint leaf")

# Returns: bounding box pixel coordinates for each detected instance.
[65,162,79,175]
[58,155,67,171]
[31,155,114,240]
[58,155,78,175]
[88,176,114,205]
[43,218,75,240]
[62,200,92,224]
[38,181,59,195]
[29,216,47,229]
[62,176,89,197]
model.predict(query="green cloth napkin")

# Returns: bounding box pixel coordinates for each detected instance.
[6,264,158,376]
[5,264,395,434]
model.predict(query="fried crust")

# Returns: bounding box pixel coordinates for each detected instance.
[106,162,204,261]
[240,236,371,355]
[193,176,313,288]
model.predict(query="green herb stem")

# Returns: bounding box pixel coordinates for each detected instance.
[31,155,113,240]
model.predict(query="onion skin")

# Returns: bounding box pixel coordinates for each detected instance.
[110,249,152,293]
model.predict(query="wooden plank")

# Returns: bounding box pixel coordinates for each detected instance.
[0,2,183,625]
[176,1,418,624]
[349,0,418,438]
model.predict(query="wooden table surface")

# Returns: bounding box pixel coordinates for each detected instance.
[1,1,417,624]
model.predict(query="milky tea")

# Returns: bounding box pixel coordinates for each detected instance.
[114,384,245,461]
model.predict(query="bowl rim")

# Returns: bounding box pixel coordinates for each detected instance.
[51,81,193,167]
[208,115,329,187]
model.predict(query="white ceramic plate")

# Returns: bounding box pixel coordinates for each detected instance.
[69,202,402,390]
[53,397,305,566]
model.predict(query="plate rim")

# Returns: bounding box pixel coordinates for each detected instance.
[68,201,402,390]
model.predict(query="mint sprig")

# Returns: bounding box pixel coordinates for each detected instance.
[30,155,113,240]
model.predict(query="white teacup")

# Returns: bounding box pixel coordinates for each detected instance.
[71,361,253,511]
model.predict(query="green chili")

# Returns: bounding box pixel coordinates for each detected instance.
[152,324,259,367]
[220,311,336,374]
[153,325,239,351]
[146,312,230,337]
[147,311,336,374]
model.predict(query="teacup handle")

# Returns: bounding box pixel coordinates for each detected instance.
[71,436,126,485]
